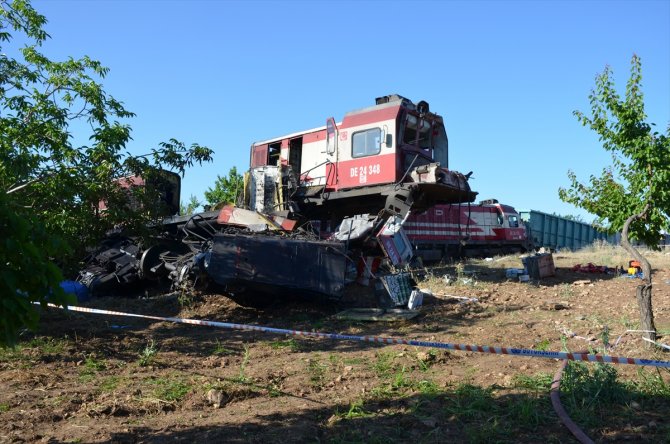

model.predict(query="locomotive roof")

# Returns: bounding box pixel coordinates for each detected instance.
[253,123,333,146]
[252,95,438,147]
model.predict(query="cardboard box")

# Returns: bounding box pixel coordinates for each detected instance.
[526,253,555,279]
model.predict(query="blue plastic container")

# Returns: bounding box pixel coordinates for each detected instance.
[59,280,90,302]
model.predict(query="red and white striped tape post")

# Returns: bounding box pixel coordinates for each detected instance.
[45,303,670,368]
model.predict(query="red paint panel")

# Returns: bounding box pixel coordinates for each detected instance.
[410,205,483,227]
[217,205,235,224]
[116,176,145,188]
[278,218,297,231]
[251,144,268,167]
[329,153,397,190]
[326,162,337,188]
[404,204,530,245]
[303,130,327,144]
[99,176,146,211]
[494,227,526,241]
[340,106,401,129]
[406,234,498,242]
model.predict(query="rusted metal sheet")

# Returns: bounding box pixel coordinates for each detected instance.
[206,233,348,298]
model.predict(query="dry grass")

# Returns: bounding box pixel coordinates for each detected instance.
[412,241,670,295]
[560,241,670,270]
[472,241,670,271]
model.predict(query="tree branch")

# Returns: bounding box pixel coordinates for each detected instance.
[6,166,75,194]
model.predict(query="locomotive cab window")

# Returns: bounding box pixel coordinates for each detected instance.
[508,215,519,228]
[352,128,382,158]
[268,142,281,165]
[403,114,433,150]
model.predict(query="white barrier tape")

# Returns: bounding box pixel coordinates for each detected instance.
[642,337,670,351]
[44,303,670,368]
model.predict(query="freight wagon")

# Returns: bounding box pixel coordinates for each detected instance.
[403,199,530,261]
[518,210,617,251]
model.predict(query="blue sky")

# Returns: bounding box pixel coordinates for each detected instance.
[31,0,670,220]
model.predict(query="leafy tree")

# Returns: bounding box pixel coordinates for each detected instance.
[204,166,243,208]
[559,55,670,344]
[180,194,201,216]
[0,0,213,346]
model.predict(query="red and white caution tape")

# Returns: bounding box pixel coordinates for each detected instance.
[45,303,670,368]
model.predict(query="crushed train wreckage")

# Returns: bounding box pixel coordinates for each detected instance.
[77,95,478,307]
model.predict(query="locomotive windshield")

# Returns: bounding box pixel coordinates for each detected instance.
[400,112,448,169]
[508,215,519,228]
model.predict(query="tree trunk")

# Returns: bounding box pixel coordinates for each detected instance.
[620,204,656,346]
[635,283,656,343]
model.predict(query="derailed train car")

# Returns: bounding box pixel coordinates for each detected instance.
[78,95,478,304]
[247,94,475,220]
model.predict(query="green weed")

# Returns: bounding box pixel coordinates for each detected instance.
[600,326,610,347]
[328,354,344,373]
[27,337,67,354]
[0,337,67,363]
[370,366,440,399]
[391,366,412,390]
[415,379,441,397]
[508,396,550,427]
[343,357,365,365]
[0,403,9,412]
[561,362,629,427]
[535,338,551,351]
[369,383,394,399]
[137,340,158,367]
[237,344,251,383]
[269,338,302,352]
[445,383,495,418]
[149,377,190,402]
[0,345,24,363]
[336,399,373,420]
[307,356,328,388]
[84,354,106,372]
[634,368,670,397]
[511,373,555,427]
[79,354,106,382]
[177,292,194,307]
[372,351,396,378]
[513,372,553,391]
[416,349,438,371]
[99,376,120,393]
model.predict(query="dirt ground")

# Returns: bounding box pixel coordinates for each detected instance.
[2,249,670,443]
